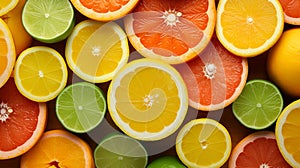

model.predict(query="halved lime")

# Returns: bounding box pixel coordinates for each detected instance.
[56,82,106,133]
[147,155,186,168]
[94,133,148,168]
[22,0,75,43]
[232,79,284,130]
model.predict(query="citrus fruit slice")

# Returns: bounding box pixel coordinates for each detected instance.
[275,99,300,167]
[147,155,186,168]
[70,0,139,21]
[279,0,300,25]
[56,82,107,133]
[232,79,283,130]
[20,129,94,168]
[94,133,148,168]
[124,0,216,64]
[176,118,231,168]
[267,28,300,97]
[22,0,75,43]
[14,46,68,102]
[228,131,291,168]
[107,58,188,141]
[0,18,15,88]
[216,0,284,57]
[0,78,47,160]
[65,20,129,83]
[174,35,248,111]
[0,0,18,16]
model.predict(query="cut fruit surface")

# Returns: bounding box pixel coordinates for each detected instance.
[0,78,47,160]
[0,18,15,88]
[14,46,68,102]
[0,0,18,16]
[276,99,300,167]
[65,20,129,83]
[216,0,284,57]
[176,118,231,168]
[228,131,291,168]
[70,0,139,21]
[174,35,248,111]
[20,129,94,168]
[279,0,300,25]
[124,0,216,64]
[94,133,148,168]
[108,58,188,141]
[56,82,107,133]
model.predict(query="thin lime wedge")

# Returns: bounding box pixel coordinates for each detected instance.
[232,79,283,130]
[22,0,74,43]
[94,133,148,168]
[56,82,106,133]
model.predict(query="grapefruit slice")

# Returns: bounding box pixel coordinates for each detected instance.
[124,0,216,64]
[228,131,291,168]
[0,78,47,160]
[279,0,300,25]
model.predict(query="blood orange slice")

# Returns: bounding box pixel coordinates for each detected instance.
[124,0,216,64]
[174,35,248,111]
[228,131,291,168]
[279,0,300,25]
[0,78,47,160]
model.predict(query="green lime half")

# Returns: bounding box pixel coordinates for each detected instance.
[22,0,75,43]
[94,133,148,168]
[232,79,283,130]
[56,82,106,133]
[147,155,186,168]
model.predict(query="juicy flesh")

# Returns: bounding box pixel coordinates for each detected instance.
[80,0,130,13]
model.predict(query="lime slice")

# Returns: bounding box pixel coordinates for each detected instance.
[56,82,106,133]
[22,0,75,43]
[232,79,284,130]
[94,133,148,168]
[147,155,186,168]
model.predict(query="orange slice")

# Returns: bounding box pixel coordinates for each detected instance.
[20,129,94,168]
[0,0,18,16]
[279,0,300,25]
[0,18,15,88]
[0,78,47,160]
[216,0,284,57]
[70,0,139,21]
[174,35,248,111]
[124,0,216,64]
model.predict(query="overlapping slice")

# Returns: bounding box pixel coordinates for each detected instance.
[124,0,216,64]
[0,0,18,16]
[279,0,300,25]
[65,20,129,83]
[108,58,188,141]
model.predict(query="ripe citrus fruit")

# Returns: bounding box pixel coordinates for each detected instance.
[232,79,283,130]
[0,78,47,160]
[147,155,186,168]
[174,35,248,111]
[94,133,148,168]
[216,0,284,57]
[0,18,15,88]
[267,28,300,97]
[1,0,33,55]
[107,58,188,141]
[70,0,139,21]
[124,0,216,64]
[275,99,300,167]
[14,46,68,102]
[228,131,291,168]
[65,20,129,83]
[20,129,94,168]
[22,0,75,43]
[279,0,300,25]
[56,82,107,133]
[176,118,231,168]
[0,0,18,16]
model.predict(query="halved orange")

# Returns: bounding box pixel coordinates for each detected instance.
[20,129,94,168]
[0,0,18,16]
[70,0,139,21]
[0,18,15,88]
[0,78,47,160]
[124,0,216,64]
[216,0,284,57]
[279,0,300,25]
[174,35,248,111]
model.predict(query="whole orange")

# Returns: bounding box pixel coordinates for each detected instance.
[267,28,300,97]
[1,0,32,55]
